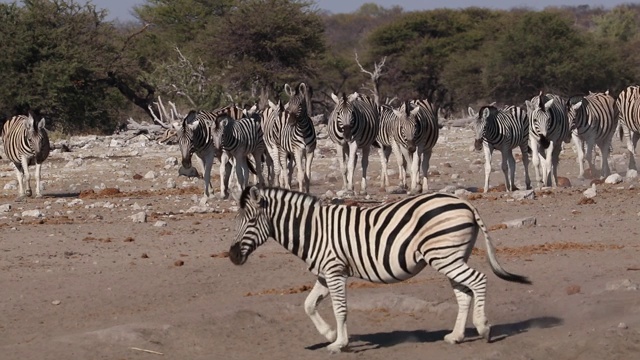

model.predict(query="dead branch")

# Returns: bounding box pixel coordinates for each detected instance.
[354,51,387,107]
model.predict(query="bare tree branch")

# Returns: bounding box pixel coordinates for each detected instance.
[354,51,387,107]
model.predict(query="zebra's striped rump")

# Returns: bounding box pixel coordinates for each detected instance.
[229,186,530,351]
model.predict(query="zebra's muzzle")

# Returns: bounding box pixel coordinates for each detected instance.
[474,139,483,151]
[229,243,247,265]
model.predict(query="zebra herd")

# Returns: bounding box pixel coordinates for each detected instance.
[2,84,640,202]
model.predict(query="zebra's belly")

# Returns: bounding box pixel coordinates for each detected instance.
[350,258,428,284]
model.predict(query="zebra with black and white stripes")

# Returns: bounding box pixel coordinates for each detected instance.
[329,92,379,194]
[407,98,440,194]
[469,105,530,192]
[376,102,418,190]
[229,186,531,353]
[174,104,245,198]
[524,92,572,187]
[1,113,50,199]
[210,112,269,196]
[616,85,640,171]
[281,82,316,193]
[262,100,289,188]
[566,91,618,179]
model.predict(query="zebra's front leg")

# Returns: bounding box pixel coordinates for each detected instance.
[304,278,336,343]
[336,144,348,191]
[13,162,27,200]
[572,134,586,180]
[304,148,314,193]
[542,143,555,187]
[598,140,612,178]
[219,152,231,199]
[346,142,358,192]
[294,149,306,193]
[201,150,215,198]
[483,145,493,193]
[325,274,349,353]
[550,143,562,187]
[391,141,407,189]
[378,146,390,191]
[629,132,640,171]
[409,148,420,194]
[421,149,433,193]
[529,137,543,186]
[34,162,44,198]
[252,152,266,187]
[359,145,370,195]
[234,156,249,193]
[520,144,531,190]
[20,156,32,197]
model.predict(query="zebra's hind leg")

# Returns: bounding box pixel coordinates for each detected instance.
[34,162,44,198]
[20,156,32,197]
[13,162,27,200]
[444,280,473,344]
[325,274,349,353]
[304,278,336,343]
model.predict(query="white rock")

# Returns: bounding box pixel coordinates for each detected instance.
[626,169,638,179]
[0,204,11,212]
[144,171,156,179]
[166,178,176,189]
[64,158,83,168]
[154,221,167,227]
[438,185,458,194]
[4,180,17,190]
[503,217,537,228]
[22,209,43,218]
[186,206,209,214]
[606,279,638,291]
[110,139,124,147]
[51,300,61,305]
[132,202,143,210]
[130,211,147,223]
[454,189,472,197]
[583,184,597,198]
[165,157,178,166]
[604,173,623,184]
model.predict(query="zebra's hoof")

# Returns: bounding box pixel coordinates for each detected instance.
[25,189,32,197]
[443,332,464,344]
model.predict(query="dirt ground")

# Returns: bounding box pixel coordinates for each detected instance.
[0,123,639,360]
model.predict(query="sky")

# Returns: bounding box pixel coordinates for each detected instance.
[0,1,624,22]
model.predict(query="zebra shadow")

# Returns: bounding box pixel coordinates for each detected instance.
[306,316,563,352]
[41,192,82,199]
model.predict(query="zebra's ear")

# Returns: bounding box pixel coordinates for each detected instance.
[248,186,263,206]
[268,99,276,109]
[347,92,359,102]
[172,121,180,130]
[37,117,46,130]
[468,107,476,118]
[284,83,293,97]
[571,101,582,111]
[481,108,491,119]
[298,82,306,95]
[544,99,555,110]
[331,93,339,104]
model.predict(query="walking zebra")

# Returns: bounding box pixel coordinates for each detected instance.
[567,91,617,179]
[468,105,530,192]
[407,98,440,194]
[524,92,572,187]
[376,102,418,191]
[229,186,531,353]
[329,92,379,194]
[2,113,50,199]
[281,82,316,193]
[174,104,244,198]
[210,113,270,196]
[616,85,640,171]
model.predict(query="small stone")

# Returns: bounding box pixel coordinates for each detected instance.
[583,184,597,198]
[438,185,458,194]
[4,180,17,190]
[144,171,156,179]
[154,221,167,227]
[511,189,535,200]
[141,253,149,258]
[0,204,12,212]
[130,211,147,223]
[618,322,628,329]
[174,260,185,267]
[166,178,177,189]
[566,285,581,295]
[165,157,179,166]
[626,169,638,179]
[503,217,537,228]
[604,173,623,184]
[557,177,572,187]
[22,209,43,218]
[52,300,61,305]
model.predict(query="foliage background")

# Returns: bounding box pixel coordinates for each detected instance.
[0,0,638,133]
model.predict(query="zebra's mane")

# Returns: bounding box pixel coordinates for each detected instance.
[239,187,320,210]
[566,95,585,110]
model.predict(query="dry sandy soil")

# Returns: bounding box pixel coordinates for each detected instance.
[1,122,639,360]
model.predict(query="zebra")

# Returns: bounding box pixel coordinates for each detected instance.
[376,102,418,191]
[280,82,316,193]
[229,186,531,353]
[566,91,618,180]
[328,92,379,194]
[616,85,640,171]
[210,112,270,197]
[524,92,572,187]
[174,104,245,198]
[468,105,530,193]
[1,113,50,199]
[407,98,440,194]
[262,100,290,188]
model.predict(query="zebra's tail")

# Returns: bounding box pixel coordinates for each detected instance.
[471,205,532,285]
[617,121,623,143]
